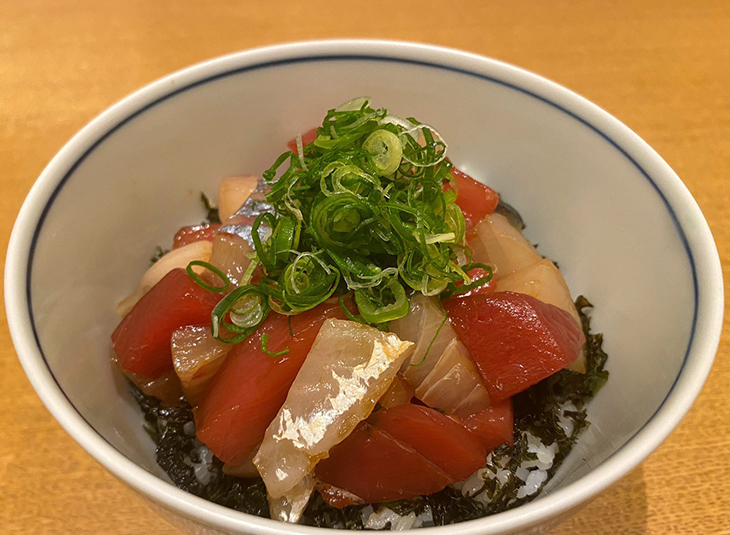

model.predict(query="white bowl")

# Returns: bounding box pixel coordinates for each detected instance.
[5,40,723,535]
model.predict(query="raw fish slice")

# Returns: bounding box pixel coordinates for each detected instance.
[204,233,254,288]
[497,258,585,372]
[217,178,272,248]
[173,224,220,249]
[114,350,183,404]
[452,383,492,420]
[315,423,452,505]
[462,400,514,451]
[269,473,315,524]
[443,167,499,231]
[388,292,428,345]
[369,404,487,482]
[222,445,259,478]
[443,292,585,401]
[112,268,221,378]
[231,177,273,218]
[254,320,414,499]
[115,240,213,317]
[217,175,260,221]
[497,258,579,325]
[315,481,364,509]
[391,294,457,388]
[171,325,231,405]
[416,338,490,416]
[467,213,541,280]
[378,373,415,409]
[196,301,346,465]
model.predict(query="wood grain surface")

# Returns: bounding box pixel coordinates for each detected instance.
[1,1,729,534]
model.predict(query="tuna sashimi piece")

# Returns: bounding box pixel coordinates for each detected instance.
[443,292,585,401]
[218,175,260,221]
[173,224,221,249]
[112,268,221,378]
[115,240,213,317]
[254,320,413,500]
[171,325,231,405]
[467,213,541,280]
[416,338,490,417]
[369,404,488,482]
[497,258,585,373]
[195,301,345,465]
[390,294,458,388]
[444,167,499,231]
[462,400,514,451]
[315,423,452,505]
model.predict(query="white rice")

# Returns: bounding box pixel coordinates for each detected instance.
[363,505,434,530]
[190,444,215,486]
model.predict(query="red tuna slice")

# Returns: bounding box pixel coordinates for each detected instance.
[172,224,221,249]
[444,167,499,231]
[112,268,221,378]
[195,301,346,465]
[369,404,487,482]
[462,400,514,451]
[443,291,585,401]
[315,422,452,506]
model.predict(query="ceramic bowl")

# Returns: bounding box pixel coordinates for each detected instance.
[5,40,723,535]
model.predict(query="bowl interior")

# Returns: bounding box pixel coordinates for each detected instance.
[27,56,695,509]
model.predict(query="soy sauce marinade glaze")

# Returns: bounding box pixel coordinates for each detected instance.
[117,98,608,529]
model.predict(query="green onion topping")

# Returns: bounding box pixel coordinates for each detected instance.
[260,333,290,358]
[186,261,230,293]
[210,98,484,345]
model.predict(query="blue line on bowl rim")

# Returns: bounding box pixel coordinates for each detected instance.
[24,53,699,510]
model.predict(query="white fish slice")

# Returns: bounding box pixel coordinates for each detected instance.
[254,319,414,503]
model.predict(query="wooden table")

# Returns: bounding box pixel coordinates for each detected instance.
[2,1,728,533]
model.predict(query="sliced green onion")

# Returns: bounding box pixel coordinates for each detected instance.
[206,98,484,346]
[186,261,230,293]
[252,212,277,271]
[272,215,301,264]
[280,252,340,312]
[335,96,371,112]
[211,285,270,344]
[338,293,367,324]
[442,262,494,298]
[354,277,409,324]
[239,254,260,286]
[260,333,290,358]
[363,129,403,177]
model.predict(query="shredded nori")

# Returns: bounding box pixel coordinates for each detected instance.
[201,192,221,224]
[130,387,270,517]
[131,296,607,529]
[149,245,169,265]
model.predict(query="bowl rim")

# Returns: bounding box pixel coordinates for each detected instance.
[5,39,724,534]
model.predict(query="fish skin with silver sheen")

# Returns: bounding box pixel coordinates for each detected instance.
[254,319,414,503]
